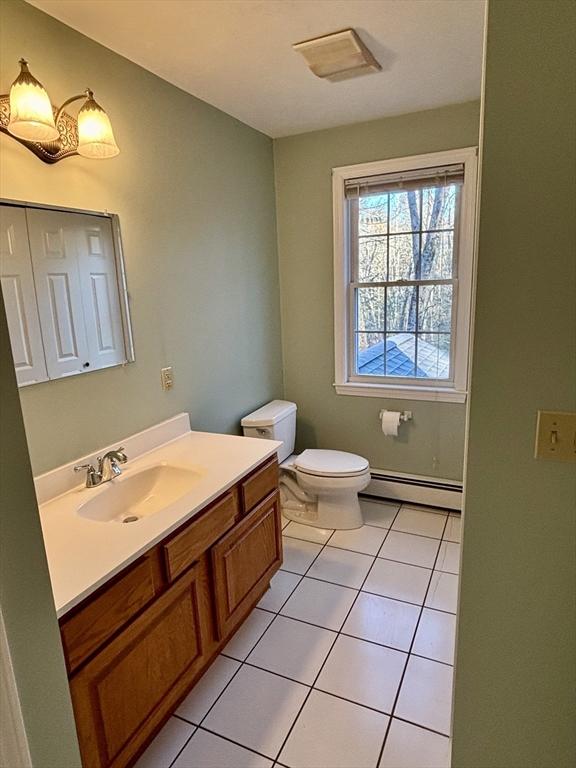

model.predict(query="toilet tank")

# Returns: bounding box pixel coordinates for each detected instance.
[241,400,297,463]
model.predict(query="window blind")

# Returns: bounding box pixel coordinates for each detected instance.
[344,163,464,198]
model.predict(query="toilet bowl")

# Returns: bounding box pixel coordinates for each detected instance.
[241,401,370,530]
[281,449,370,529]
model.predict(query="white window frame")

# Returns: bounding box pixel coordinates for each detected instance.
[332,147,478,403]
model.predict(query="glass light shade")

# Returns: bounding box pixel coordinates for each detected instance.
[77,93,119,159]
[7,60,59,142]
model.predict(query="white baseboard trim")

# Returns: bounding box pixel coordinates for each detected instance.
[364,468,462,512]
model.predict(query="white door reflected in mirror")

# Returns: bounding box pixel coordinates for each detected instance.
[0,202,134,386]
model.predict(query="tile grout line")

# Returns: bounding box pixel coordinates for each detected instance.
[173,519,341,764]
[169,564,306,764]
[234,607,455,666]
[285,522,453,546]
[273,573,458,616]
[172,702,453,764]
[168,501,455,767]
[162,721,197,768]
[225,540,315,666]
[284,538,385,560]
[390,714,454,740]
[337,502,412,765]
[234,521,342,762]
[180,721,279,765]
[212,653,453,735]
[167,661,243,767]
[283,518,457,562]
[375,511,452,767]
[285,519,389,534]
[362,496,460,518]
[282,553,453,578]
[271,503,405,765]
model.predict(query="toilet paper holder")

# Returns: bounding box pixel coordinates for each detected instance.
[379,409,413,422]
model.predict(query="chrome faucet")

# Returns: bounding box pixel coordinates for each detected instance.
[74,447,128,488]
[98,447,128,482]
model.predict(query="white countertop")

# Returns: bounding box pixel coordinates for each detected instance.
[38,420,280,618]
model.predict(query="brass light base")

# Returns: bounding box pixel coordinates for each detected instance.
[0,94,79,163]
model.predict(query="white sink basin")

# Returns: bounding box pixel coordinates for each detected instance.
[77,463,203,523]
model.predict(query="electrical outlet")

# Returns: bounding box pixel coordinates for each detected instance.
[534,411,576,462]
[160,367,174,391]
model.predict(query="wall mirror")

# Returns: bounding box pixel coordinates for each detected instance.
[0,201,134,386]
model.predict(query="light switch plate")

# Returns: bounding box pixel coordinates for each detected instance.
[160,367,174,391]
[534,411,576,462]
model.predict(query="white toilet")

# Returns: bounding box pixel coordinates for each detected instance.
[241,400,370,530]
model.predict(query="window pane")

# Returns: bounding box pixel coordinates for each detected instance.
[422,185,457,230]
[385,333,416,377]
[359,195,388,236]
[386,285,416,332]
[416,333,451,379]
[356,332,384,375]
[389,190,420,233]
[358,237,387,281]
[357,287,385,331]
[420,231,454,279]
[389,234,418,280]
[418,285,453,332]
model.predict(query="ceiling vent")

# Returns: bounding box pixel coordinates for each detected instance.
[293,28,381,82]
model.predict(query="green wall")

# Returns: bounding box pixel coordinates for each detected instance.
[274,102,480,481]
[452,2,576,766]
[0,0,283,475]
[0,290,81,765]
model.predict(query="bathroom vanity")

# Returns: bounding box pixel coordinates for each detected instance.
[36,416,283,768]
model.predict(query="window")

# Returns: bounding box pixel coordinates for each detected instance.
[333,149,477,402]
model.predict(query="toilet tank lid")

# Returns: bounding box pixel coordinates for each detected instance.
[241,400,297,427]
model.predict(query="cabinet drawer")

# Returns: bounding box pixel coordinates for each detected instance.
[240,457,279,514]
[212,490,282,638]
[163,490,238,582]
[60,552,163,675]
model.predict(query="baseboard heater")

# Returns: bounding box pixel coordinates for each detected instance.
[363,469,463,512]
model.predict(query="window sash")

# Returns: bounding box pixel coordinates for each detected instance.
[347,185,462,385]
[349,187,462,283]
[347,286,458,385]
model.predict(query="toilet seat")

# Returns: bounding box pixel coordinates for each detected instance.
[294,449,369,478]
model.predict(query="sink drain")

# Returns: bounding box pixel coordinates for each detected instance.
[122,515,140,523]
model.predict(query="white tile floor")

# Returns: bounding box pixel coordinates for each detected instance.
[136,499,460,768]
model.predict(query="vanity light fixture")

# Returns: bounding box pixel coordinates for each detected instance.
[0,59,119,163]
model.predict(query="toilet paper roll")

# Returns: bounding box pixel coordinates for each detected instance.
[380,410,401,436]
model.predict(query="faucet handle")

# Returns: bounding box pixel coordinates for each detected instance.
[74,463,101,488]
[115,447,128,463]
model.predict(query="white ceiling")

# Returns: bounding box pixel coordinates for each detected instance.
[27,0,485,138]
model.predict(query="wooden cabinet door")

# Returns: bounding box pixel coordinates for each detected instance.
[70,561,211,768]
[211,491,282,639]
